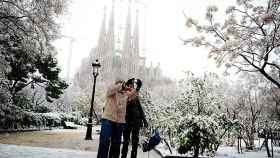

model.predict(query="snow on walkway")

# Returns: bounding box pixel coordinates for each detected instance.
[2,143,280,158]
[0,143,161,158]
[0,144,96,158]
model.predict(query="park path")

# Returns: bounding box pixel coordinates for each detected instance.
[0,127,161,158]
[0,143,96,158]
[0,143,160,158]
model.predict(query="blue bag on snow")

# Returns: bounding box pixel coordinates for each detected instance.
[142,130,161,152]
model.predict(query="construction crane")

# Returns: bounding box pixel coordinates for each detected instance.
[60,35,76,81]
[135,0,148,57]
[60,35,94,81]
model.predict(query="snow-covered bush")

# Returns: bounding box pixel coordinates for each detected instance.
[78,117,88,126]
[169,74,228,156]
[13,93,33,110]
[0,82,25,129]
[176,115,219,155]
[42,112,62,127]
[0,104,23,129]
[141,72,237,157]
[34,105,52,113]
[59,111,83,124]
[0,70,81,129]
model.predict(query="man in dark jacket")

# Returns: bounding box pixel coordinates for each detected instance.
[121,78,148,158]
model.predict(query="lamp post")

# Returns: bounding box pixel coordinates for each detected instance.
[85,59,101,140]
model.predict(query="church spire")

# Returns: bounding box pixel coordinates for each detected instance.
[133,9,140,59]
[107,0,115,54]
[122,0,132,58]
[95,6,107,59]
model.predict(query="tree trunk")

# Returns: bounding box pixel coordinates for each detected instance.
[238,129,243,154]
[163,139,172,154]
[168,128,173,146]
[194,146,199,158]
[264,129,271,157]
[259,69,280,89]
[270,129,274,158]
[242,136,251,150]
[193,127,200,158]
[237,138,240,153]
[237,137,243,154]
[248,134,254,150]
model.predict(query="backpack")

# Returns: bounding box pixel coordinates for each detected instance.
[142,130,161,152]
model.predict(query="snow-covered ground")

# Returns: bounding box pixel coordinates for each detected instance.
[0,143,97,158]
[0,127,161,158]
[154,140,280,158]
[0,143,161,158]
[215,146,280,158]
[1,128,279,158]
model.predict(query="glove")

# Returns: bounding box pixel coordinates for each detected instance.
[121,81,126,90]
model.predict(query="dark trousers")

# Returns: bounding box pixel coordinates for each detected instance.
[121,123,141,158]
[97,119,124,158]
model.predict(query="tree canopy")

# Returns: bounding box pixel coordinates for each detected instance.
[0,0,68,102]
[184,0,280,88]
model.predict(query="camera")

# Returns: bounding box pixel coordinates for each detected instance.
[121,81,127,90]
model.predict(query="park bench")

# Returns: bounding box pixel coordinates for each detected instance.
[63,121,78,129]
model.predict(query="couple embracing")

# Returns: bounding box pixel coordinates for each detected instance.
[97,78,148,158]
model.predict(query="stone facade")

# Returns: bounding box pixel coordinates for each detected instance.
[74,0,165,90]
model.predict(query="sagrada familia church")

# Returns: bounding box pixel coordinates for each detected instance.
[74,0,169,91]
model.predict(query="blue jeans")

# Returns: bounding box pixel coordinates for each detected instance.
[97,119,125,158]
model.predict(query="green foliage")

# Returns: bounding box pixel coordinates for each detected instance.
[4,45,68,102]
[11,91,52,113]
[13,93,33,110]
[38,54,68,102]
[0,0,68,103]
[178,130,193,154]
[34,105,52,113]
[0,78,11,104]
[176,115,219,154]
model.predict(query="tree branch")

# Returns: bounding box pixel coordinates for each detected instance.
[232,64,258,72]
[233,8,267,36]
[266,62,280,70]
[238,53,261,71]
[259,69,280,89]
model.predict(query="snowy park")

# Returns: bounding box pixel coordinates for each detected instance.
[1,0,280,157]
[0,128,280,158]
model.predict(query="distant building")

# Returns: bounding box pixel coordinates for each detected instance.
[74,0,169,90]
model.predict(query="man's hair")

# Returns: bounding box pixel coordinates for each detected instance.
[126,78,142,91]
[126,78,135,85]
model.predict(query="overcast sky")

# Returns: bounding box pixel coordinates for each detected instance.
[54,0,236,80]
